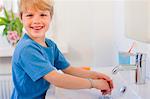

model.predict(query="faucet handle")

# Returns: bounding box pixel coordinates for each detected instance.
[112,66,120,74]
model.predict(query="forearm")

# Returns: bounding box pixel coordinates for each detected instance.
[44,70,112,92]
[62,66,98,79]
[44,70,92,89]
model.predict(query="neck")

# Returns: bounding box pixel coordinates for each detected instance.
[34,38,47,47]
[27,34,47,47]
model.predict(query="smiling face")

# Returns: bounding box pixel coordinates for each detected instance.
[21,8,51,40]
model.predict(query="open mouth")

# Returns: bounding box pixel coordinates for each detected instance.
[31,26,44,30]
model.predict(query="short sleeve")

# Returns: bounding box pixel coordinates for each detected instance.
[54,45,70,70]
[19,45,55,82]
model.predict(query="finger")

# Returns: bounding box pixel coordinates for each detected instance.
[102,78,113,90]
[102,79,113,90]
[108,82,113,91]
[101,90,111,95]
[102,92,107,95]
[99,73,112,82]
[101,90,107,95]
[108,80,114,89]
[101,75,111,80]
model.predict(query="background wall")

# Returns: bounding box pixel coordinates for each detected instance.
[52,0,117,67]
[0,0,150,77]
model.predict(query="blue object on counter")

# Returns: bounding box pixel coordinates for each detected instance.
[118,52,130,65]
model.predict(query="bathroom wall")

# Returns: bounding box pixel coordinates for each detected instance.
[53,0,117,67]
[0,0,150,76]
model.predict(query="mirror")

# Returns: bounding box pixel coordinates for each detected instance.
[125,0,150,43]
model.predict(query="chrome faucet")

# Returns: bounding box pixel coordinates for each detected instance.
[112,53,146,84]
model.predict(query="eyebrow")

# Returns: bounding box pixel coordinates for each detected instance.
[24,10,49,14]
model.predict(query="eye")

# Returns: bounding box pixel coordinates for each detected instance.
[40,14,47,16]
[26,14,33,17]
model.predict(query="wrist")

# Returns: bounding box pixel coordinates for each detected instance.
[87,78,94,88]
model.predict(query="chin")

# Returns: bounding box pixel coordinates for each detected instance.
[29,33,44,38]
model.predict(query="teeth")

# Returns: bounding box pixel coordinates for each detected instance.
[31,26,43,30]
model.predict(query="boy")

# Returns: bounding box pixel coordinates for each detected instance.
[11,0,113,99]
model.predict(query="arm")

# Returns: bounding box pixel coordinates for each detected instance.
[62,66,113,90]
[43,70,110,91]
[62,66,112,81]
[62,66,99,79]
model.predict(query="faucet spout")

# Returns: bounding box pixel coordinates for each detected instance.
[112,65,136,74]
[112,53,146,85]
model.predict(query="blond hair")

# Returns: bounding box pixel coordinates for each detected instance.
[19,0,54,17]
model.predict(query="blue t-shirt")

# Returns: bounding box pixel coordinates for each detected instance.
[11,34,70,99]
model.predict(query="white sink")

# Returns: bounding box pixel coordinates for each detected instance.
[119,70,150,99]
[46,66,147,99]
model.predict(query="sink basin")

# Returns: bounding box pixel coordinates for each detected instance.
[45,67,142,99]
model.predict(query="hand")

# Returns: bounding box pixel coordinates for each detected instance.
[95,72,114,90]
[101,90,111,95]
[92,79,111,92]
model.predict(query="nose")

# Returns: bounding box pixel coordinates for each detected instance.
[32,15,41,24]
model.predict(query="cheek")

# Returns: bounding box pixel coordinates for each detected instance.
[22,22,31,32]
[45,18,51,27]
[23,23,29,29]
[22,19,30,27]
[44,20,50,28]
[46,22,50,27]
